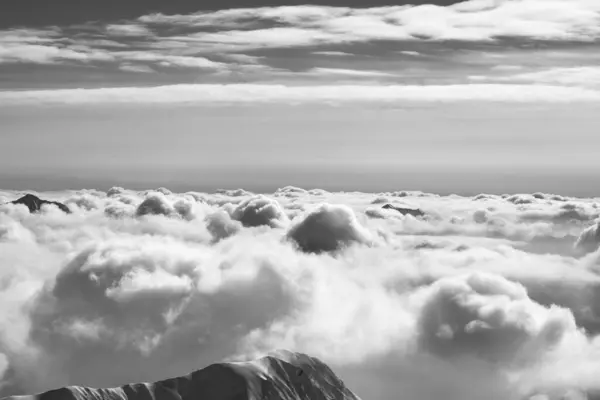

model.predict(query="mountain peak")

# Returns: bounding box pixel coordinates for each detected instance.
[9,194,71,214]
[2,351,359,400]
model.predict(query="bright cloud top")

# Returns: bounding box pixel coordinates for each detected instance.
[2,83,600,106]
[1,187,600,400]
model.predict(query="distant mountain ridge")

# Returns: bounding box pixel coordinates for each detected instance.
[5,194,70,214]
[1,351,360,400]
[382,203,425,217]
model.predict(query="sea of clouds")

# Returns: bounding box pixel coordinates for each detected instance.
[1,186,600,400]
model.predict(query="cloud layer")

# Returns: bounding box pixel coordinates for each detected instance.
[2,187,600,399]
[2,83,600,106]
[1,0,600,99]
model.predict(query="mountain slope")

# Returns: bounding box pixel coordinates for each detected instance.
[9,194,71,214]
[2,351,360,400]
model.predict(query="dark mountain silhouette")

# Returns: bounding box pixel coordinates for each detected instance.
[9,194,71,214]
[382,203,425,217]
[1,351,360,400]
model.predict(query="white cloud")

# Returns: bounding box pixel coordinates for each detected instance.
[2,188,600,399]
[308,67,397,77]
[501,67,600,87]
[3,1,600,88]
[416,272,577,366]
[287,204,374,253]
[399,50,422,56]
[114,51,224,69]
[312,51,355,56]
[119,63,154,73]
[575,222,600,254]
[230,195,289,228]
[491,65,525,71]
[195,27,342,49]
[134,1,600,51]
[0,43,114,64]
[2,83,600,106]
[105,24,153,38]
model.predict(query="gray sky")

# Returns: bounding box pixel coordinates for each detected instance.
[2,102,598,195]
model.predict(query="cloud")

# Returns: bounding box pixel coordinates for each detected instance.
[0,29,60,44]
[4,1,600,90]
[118,63,154,73]
[0,43,114,64]
[219,53,264,64]
[416,272,576,365]
[106,187,127,197]
[500,67,600,87]
[65,194,102,212]
[113,51,224,69]
[287,204,373,253]
[135,192,199,221]
[308,68,397,78]
[205,211,242,241]
[3,187,600,399]
[105,24,153,38]
[312,51,355,57]
[0,353,8,381]
[136,193,178,217]
[133,2,600,49]
[575,222,600,254]
[230,196,288,228]
[2,83,600,106]
[274,186,308,199]
[399,51,422,56]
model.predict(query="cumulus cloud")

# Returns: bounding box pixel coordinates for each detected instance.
[206,211,242,241]
[507,194,538,205]
[287,204,373,253]
[575,222,600,254]
[135,192,198,220]
[274,186,308,198]
[106,187,126,197]
[2,187,600,399]
[521,203,597,225]
[65,194,102,212]
[136,193,176,217]
[216,188,253,197]
[230,195,288,228]
[416,273,576,365]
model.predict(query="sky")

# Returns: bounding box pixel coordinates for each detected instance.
[1,0,600,195]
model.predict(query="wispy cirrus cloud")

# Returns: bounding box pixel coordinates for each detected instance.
[136,1,600,48]
[112,51,224,69]
[308,67,398,78]
[118,63,154,73]
[0,43,114,64]
[105,24,154,38]
[1,0,600,92]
